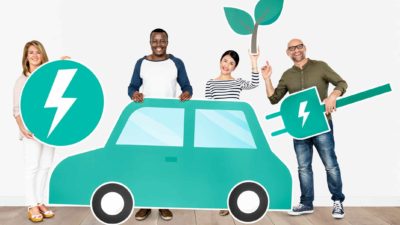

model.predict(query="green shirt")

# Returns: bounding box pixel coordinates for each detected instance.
[269,59,348,105]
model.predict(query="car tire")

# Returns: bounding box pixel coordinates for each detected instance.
[228,181,269,223]
[91,182,134,224]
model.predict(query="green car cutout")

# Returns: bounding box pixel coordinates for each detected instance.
[49,99,292,224]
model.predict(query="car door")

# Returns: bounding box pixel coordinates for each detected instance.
[115,106,185,207]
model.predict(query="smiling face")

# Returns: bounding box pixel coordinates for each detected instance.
[27,45,43,68]
[286,39,306,63]
[220,55,237,75]
[22,40,48,76]
[150,32,168,59]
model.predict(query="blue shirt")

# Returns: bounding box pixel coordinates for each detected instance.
[128,54,193,98]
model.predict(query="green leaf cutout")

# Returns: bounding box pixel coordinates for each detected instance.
[224,7,254,35]
[254,0,284,25]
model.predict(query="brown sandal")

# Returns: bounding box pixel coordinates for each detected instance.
[28,206,43,222]
[37,203,55,218]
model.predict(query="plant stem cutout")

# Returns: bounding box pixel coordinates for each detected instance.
[224,0,284,54]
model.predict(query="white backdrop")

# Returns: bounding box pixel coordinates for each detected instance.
[1,0,399,206]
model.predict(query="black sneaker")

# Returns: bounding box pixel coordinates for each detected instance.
[288,203,314,216]
[332,201,345,219]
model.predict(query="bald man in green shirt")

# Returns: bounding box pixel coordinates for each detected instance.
[262,39,347,219]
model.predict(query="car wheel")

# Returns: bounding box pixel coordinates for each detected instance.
[91,182,134,224]
[228,181,269,223]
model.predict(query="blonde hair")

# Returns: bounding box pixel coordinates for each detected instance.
[22,40,49,76]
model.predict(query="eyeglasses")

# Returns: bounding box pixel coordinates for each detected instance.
[287,44,304,52]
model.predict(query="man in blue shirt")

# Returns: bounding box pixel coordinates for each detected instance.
[128,28,192,103]
[127,28,192,221]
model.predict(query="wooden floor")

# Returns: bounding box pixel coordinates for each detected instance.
[0,207,399,225]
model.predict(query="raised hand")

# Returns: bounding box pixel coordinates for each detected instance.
[261,61,272,80]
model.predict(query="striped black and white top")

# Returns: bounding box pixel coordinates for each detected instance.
[205,73,259,100]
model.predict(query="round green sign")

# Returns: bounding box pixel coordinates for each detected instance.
[21,60,104,146]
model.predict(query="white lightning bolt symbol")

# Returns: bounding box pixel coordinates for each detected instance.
[45,69,77,137]
[298,101,310,127]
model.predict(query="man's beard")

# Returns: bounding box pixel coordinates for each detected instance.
[291,53,305,63]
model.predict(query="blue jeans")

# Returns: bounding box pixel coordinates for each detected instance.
[293,120,345,207]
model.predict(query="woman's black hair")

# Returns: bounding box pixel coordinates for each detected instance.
[220,50,239,67]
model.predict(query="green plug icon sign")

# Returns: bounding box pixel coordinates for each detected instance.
[266,84,392,139]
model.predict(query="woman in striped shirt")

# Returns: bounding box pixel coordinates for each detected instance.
[205,50,259,100]
[205,50,259,217]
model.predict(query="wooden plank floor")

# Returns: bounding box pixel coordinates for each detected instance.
[0,207,399,225]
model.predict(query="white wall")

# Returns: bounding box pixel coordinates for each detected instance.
[1,0,399,206]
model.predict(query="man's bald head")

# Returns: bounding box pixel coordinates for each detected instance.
[286,38,307,64]
[287,38,304,48]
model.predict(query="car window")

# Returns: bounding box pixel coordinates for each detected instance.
[194,109,256,149]
[116,107,184,146]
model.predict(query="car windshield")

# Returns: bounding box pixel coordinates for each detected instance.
[116,107,184,146]
[194,109,256,149]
